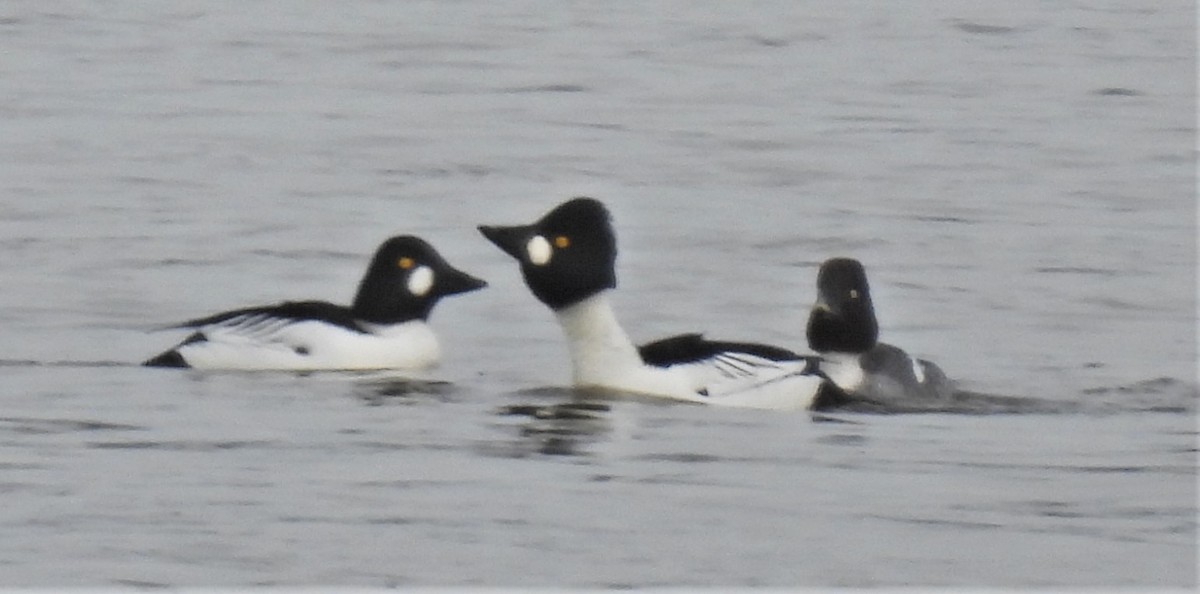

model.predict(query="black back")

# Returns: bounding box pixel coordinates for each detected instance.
[168,236,484,330]
[146,302,358,367]
[175,301,366,333]
[806,257,879,353]
[479,197,617,310]
[638,333,805,367]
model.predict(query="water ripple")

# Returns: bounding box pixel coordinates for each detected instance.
[0,416,144,434]
[85,439,275,451]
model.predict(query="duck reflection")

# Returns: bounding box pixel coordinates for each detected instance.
[491,386,623,457]
[352,375,457,406]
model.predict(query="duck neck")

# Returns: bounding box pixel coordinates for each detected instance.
[553,291,644,385]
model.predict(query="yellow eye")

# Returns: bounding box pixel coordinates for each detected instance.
[554,235,570,249]
[849,289,859,299]
[398,257,415,270]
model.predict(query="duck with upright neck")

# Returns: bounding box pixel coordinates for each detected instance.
[479,197,833,410]
[806,257,954,408]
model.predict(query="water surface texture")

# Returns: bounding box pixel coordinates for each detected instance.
[1,1,1196,589]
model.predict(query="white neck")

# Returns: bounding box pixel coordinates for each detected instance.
[819,351,866,392]
[554,291,646,386]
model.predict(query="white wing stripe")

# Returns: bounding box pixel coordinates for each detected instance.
[704,368,810,398]
[205,315,307,343]
[712,352,787,378]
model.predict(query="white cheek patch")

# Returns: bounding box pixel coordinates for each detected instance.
[526,235,552,266]
[912,357,926,384]
[407,266,434,297]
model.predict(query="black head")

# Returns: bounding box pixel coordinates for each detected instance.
[806,257,878,353]
[478,197,617,310]
[352,236,486,323]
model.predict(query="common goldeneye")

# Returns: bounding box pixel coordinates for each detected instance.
[806,257,954,407]
[143,235,485,370]
[479,197,831,410]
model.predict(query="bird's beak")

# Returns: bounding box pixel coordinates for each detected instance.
[478,224,534,262]
[439,266,487,296]
[811,298,833,314]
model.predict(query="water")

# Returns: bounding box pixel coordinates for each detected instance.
[1,0,1196,588]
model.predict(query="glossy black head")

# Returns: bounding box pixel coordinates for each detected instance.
[806,257,878,353]
[352,235,486,323]
[478,197,617,310]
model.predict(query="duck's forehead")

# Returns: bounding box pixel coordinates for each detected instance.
[821,262,868,288]
[542,199,609,229]
[395,243,441,264]
[404,241,435,257]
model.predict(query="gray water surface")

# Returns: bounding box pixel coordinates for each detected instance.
[1,0,1196,588]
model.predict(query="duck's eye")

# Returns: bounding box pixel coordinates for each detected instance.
[553,235,570,249]
[849,289,859,299]
[398,257,415,270]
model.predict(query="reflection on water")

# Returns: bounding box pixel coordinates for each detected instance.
[1081,377,1200,415]
[352,376,458,407]
[0,416,145,435]
[488,387,618,458]
[0,0,1194,587]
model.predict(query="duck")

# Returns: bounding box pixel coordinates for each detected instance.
[478,197,833,410]
[806,257,954,408]
[143,235,486,370]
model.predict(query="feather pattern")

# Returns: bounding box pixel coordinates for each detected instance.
[144,235,485,370]
[479,198,830,410]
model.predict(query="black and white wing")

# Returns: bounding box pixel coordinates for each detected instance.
[638,333,843,411]
[171,301,366,336]
[638,333,811,388]
[144,301,368,367]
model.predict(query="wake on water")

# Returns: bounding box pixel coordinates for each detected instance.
[495,377,1198,417]
[4,358,1195,417]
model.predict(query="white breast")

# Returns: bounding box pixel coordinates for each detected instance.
[818,352,866,393]
[551,293,821,409]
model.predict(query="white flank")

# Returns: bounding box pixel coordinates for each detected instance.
[177,319,440,371]
[912,356,926,383]
[704,368,824,411]
[552,291,818,409]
